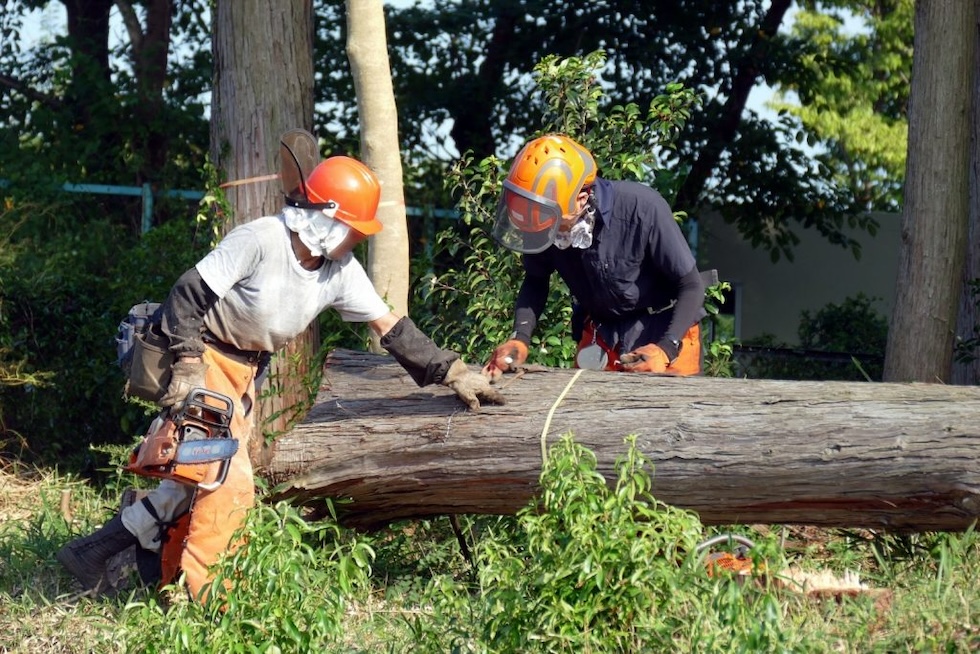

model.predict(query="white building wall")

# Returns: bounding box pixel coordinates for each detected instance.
[697,211,901,346]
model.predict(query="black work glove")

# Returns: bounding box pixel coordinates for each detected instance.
[380,316,458,386]
[381,316,506,410]
[159,360,208,410]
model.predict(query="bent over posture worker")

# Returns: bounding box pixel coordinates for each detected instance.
[57,130,502,600]
[483,134,709,378]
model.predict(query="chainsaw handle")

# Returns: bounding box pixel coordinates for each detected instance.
[196,458,231,492]
[182,387,234,426]
[696,533,756,555]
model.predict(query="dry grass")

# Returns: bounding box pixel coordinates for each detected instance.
[0,460,46,521]
[0,461,125,654]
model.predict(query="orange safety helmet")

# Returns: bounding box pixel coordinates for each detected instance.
[304,156,383,236]
[493,134,597,253]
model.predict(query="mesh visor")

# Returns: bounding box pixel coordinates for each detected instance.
[279,129,320,205]
[492,180,563,254]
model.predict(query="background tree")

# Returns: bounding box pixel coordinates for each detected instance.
[211,0,317,438]
[0,0,211,466]
[0,0,210,230]
[883,0,975,383]
[773,1,978,384]
[951,9,980,385]
[772,0,912,212]
[346,0,410,321]
[317,0,879,261]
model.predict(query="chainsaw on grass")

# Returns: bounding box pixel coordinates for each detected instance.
[125,388,239,491]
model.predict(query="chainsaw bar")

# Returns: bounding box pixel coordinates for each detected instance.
[173,437,239,464]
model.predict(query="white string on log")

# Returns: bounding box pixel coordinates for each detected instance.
[540,369,585,463]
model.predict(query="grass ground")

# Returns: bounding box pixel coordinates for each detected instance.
[3,458,980,653]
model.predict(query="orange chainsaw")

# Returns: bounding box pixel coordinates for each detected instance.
[126,388,238,491]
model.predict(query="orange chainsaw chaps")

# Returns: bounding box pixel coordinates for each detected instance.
[178,347,256,603]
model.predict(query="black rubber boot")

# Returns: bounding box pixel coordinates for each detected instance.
[56,514,138,592]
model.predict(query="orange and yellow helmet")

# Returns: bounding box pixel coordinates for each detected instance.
[493,134,597,253]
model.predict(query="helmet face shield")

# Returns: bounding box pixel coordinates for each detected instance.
[492,180,563,254]
[279,129,321,206]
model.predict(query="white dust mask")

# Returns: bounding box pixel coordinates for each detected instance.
[553,200,596,250]
[282,205,352,258]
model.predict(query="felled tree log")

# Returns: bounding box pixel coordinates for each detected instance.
[255,349,980,532]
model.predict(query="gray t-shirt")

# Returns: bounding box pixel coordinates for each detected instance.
[196,214,389,352]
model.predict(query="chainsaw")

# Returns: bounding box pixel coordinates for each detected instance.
[126,388,239,491]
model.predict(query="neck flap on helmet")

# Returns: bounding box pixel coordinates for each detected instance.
[279,129,321,208]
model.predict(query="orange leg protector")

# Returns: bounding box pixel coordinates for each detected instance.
[666,324,702,376]
[172,347,256,601]
[576,320,702,376]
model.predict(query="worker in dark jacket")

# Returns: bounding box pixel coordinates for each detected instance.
[483,134,707,379]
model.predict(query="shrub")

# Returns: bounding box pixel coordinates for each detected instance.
[415,434,805,652]
[739,294,887,381]
[416,50,705,370]
[119,500,375,653]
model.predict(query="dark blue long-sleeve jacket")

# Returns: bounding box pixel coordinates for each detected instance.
[511,177,706,355]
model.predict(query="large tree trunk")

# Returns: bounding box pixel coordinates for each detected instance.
[256,349,980,532]
[346,0,410,323]
[211,0,316,438]
[116,0,172,188]
[884,1,976,383]
[952,4,980,385]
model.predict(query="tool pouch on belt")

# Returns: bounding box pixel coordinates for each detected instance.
[117,301,174,403]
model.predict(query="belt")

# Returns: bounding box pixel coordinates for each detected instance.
[589,299,676,324]
[635,299,676,316]
[202,331,266,365]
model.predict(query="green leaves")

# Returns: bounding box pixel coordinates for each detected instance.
[772,0,912,212]
[417,51,702,367]
[534,50,701,196]
[122,500,375,653]
[417,434,801,652]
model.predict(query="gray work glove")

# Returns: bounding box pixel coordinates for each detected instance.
[442,359,506,411]
[159,360,208,410]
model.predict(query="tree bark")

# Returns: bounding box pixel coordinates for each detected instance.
[211,0,317,438]
[117,0,172,186]
[64,0,113,83]
[256,349,980,532]
[346,0,410,322]
[884,1,976,383]
[951,2,980,385]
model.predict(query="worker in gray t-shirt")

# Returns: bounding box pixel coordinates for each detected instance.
[57,130,503,601]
